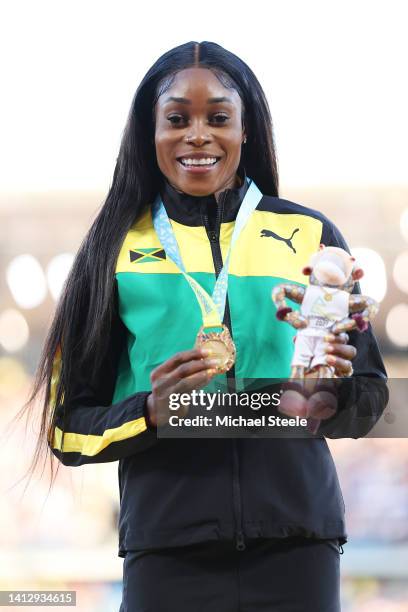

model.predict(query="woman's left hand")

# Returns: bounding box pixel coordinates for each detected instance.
[278,332,357,426]
[323,332,357,377]
[303,332,357,430]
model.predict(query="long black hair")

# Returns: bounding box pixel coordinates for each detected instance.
[14,40,279,486]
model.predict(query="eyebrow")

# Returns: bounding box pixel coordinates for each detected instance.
[164,96,233,105]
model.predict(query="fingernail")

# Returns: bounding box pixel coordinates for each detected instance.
[324,334,335,342]
[200,348,212,357]
[326,355,336,364]
[325,344,334,353]
[205,358,222,367]
[207,368,218,376]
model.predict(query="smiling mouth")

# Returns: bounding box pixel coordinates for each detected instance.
[177,156,221,167]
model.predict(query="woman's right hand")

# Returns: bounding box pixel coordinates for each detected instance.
[145,348,221,427]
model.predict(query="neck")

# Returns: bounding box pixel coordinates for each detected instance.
[214,173,242,202]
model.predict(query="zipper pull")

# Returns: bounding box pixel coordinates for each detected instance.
[236,531,246,551]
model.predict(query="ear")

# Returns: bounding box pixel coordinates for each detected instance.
[352,268,364,280]
[241,118,247,143]
[302,266,312,276]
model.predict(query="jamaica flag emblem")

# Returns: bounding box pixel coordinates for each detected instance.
[129,247,167,264]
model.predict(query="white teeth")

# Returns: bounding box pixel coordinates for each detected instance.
[180,157,218,166]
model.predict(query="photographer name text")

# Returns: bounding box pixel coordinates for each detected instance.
[168,414,307,427]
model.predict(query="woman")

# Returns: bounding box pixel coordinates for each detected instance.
[26,41,387,611]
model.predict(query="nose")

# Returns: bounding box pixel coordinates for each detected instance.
[185,119,212,146]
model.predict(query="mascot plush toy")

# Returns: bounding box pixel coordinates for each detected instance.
[271,244,379,428]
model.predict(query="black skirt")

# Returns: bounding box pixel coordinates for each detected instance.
[119,536,342,612]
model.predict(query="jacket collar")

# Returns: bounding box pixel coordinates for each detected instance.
[158,167,249,227]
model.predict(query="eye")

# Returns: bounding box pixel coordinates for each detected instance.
[211,113,229,124]
[167,114,187,126]
[166,113,230,126]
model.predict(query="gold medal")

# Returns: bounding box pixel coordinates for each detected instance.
[195,324,236,374]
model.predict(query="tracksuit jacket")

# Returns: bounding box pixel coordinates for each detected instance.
[50,169,388,557]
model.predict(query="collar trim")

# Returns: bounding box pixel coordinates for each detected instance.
[158,168,249,227]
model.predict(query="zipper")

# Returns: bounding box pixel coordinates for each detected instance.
[202,191,246,552]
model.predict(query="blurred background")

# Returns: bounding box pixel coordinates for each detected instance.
[1,0,407,610]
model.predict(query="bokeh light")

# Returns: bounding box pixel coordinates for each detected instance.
[0,309,29,352]
[46,253,75,301]
[350,247,387,303]
[400,209,408,243]
[0,356,28,398]
[386,304,408,348]
[6,255,47,309]
[393,252,408,294]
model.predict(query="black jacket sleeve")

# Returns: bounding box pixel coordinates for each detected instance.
[316,219,389,439]
[49,288,158,467]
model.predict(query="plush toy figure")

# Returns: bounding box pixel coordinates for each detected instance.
[271,244,379,428]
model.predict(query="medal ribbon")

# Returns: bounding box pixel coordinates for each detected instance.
[152,177,263,329]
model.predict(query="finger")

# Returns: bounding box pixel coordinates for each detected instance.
[324,332,349,345]
[173,368,217,395]
[154,358,219,394]
[151,349,209,380]
[326,354,353,376]
[154,368,216,424]
[172,358,221,386]
[325,343,357,361]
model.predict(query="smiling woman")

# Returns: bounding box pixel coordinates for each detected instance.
[154,68,246,197]
[18,40,387,612]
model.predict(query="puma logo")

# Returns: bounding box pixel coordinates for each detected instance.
[260,228,300,253]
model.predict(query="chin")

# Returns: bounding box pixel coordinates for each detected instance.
[175,176,219,197]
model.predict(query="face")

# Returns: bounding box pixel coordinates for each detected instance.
[154,67,246,197]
